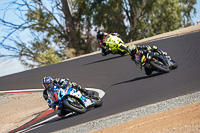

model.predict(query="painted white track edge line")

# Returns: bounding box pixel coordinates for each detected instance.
[0,89,44,93]
[16,115,60,133]
[0,88,105,98]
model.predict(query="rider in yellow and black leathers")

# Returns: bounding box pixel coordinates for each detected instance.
[97,30,130,56]
[104,34,130,54]
[128,44,167,75]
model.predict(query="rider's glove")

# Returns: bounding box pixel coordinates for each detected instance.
[74,84,82,91]
[71,82,78,87]
[59,78,69,88]
[77,85,82,90]
[54,78,60,83]
[162,52,167,56]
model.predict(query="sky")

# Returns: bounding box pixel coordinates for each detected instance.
[192,0,200,25]
[0,0,200,77]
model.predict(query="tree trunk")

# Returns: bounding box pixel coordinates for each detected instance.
[128,0,147,41]
[61,0,79,49]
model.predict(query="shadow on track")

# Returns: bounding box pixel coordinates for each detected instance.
[83,55,128,66]
[112,72,164,86]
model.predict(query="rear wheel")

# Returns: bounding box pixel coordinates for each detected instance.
[63,96,86,114]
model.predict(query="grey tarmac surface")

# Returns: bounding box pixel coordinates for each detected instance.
[0,31,200,132]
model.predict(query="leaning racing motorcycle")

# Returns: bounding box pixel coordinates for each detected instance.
[50,86,103,115]
[139,50,178,75]
[104,35,129,56]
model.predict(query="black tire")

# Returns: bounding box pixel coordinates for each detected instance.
[92,96,103,108]
[57,109,65,117]
[57,108,70,117]
[63,96,86,114]
[120,52,125,56]
[101,50,107,56]
[116,49,125,56]
[144,67,153,76]
[150,59,170,73]
[170,60,178,69]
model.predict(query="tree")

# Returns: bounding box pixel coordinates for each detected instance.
[91,0,128,41]
[91,0,153,42]
[0,0,197,68]
[91,0,197,41]
[136,0,197,39]
[17,37,62,67]
[0,0,95,67]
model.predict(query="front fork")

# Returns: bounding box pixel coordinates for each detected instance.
[165,56,174,68]
[118,43,130,54]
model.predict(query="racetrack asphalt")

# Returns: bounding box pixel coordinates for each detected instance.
[0,31,200,132]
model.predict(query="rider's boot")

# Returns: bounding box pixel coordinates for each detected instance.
[105,46,111,54]
[102,48,108,56]
[79,88,95,98]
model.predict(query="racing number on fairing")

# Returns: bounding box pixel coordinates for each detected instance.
[52,93,58,101]
[70,89,82,98]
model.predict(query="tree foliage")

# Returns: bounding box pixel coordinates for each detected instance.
[17,38,62,67]
[91,0,196,41]
[0,0,197,67]
[136,0,197,39]
[0,0,95,67]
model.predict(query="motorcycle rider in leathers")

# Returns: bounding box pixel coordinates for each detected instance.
[96,30,130,56]
[128,44,167,75]
[42,76,91,117]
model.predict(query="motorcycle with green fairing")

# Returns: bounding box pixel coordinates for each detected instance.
[103,35,130,56]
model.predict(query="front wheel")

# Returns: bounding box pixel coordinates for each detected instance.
[92,96,103,108]
[150,60,170,73]
[170,60,178,69]
[63,96,86,114]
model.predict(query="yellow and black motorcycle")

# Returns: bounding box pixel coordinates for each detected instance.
[104,35,130,56]
[140,50,178,75]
